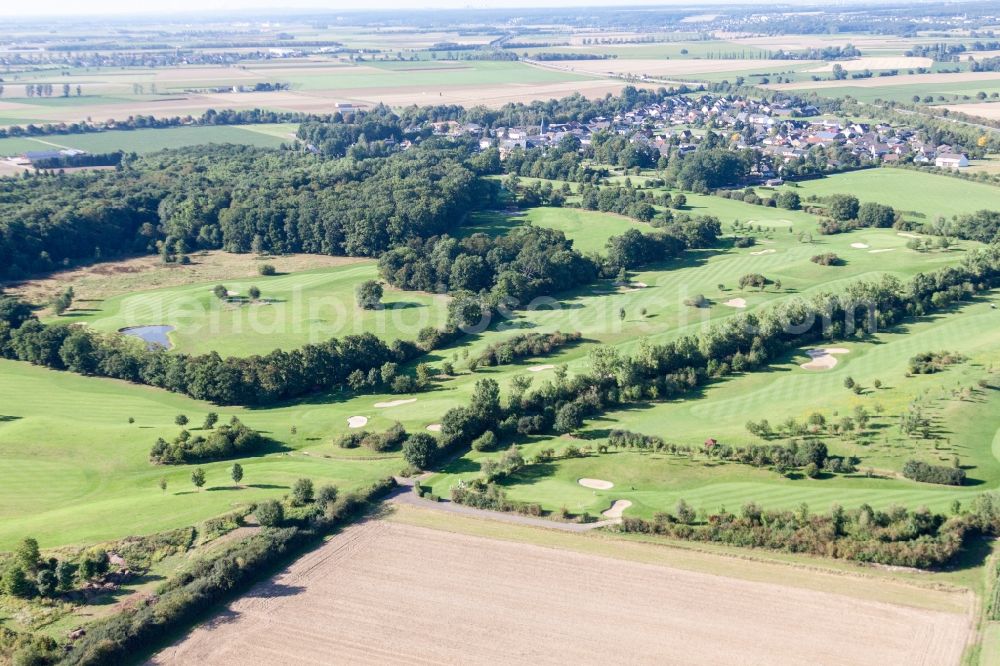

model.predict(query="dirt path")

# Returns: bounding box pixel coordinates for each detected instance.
[388,479,619,532]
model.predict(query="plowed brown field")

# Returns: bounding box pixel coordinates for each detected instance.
[151,519,970,665]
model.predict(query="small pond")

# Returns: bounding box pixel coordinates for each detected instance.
[119,325,175,350]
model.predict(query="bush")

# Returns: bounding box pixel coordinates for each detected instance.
[471,430,498,452]
[258,263,276,276]
[292,478,314,505]
[254,500,284,526]
[810,252,842,266]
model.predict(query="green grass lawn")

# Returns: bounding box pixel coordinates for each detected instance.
[60,261,450,356]
[0,124,297,157]
[0,359,402,550]
[767,168,1000,222]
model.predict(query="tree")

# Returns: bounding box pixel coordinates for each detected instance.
[159,477,168,493]
[55,560,76,591]
[191,467,206,490]
[469,378,502,426]
[355,280,383,309]
[255,499,284,526]
[248,285,261,300]
[316,485,338,512]
[15,538,40,573]
[175,414,189,426]
[203,412,218,429]
[2,567,34,598]
[554,402,585,434]
[213,284,228,299]
[36,569,58,597]
[258,263,276,276]
[827,194,860,221]
[675,499,696,524]
[231,463,244,486]
[292,478,314,505]
[775,190,800,210]
[403,432,437,469]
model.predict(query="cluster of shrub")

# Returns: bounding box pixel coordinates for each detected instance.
[812,195,901,234]
[607,429,664,450]
[150,418,268,464]
[472,331,582,368]
[902,459,967,486]
[705,439,857,476]
[0,297,459,405]
[716,187,801,211]
[908,350,966,375]
[1,538,111,601]
[619,493,1000,569]
[337,422,408,453]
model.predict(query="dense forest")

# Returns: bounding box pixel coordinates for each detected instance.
[0,139,494,279]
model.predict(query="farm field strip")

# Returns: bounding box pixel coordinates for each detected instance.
[151,517,971,666]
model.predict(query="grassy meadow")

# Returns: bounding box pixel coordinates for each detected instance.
[62,261,450,356]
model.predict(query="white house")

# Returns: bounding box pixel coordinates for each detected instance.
[935,153,969,169]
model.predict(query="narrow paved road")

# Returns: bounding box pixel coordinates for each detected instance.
[388,476,620,533]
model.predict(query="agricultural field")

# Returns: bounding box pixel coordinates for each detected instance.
[767,71,1000,104]
[0,124,297,157]
[151,508,972,666]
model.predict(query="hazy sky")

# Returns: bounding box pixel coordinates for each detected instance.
[0,0,795,18]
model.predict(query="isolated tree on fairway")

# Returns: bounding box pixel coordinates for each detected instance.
[191,468,206,490]
[248,285,261,300]
[213,284,228,300]
[292,478,314,505]
[203,412,218,429]
[403,432,437,469]
[175,414,188,426]
[231,463,244,486]
[356,280,383,309]
[159,477,167,493]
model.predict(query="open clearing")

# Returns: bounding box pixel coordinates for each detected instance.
[151,517,970,665]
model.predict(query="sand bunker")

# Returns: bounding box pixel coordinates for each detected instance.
[374,398,417,408]
[578,478,614,490]
[750,248,776,256]
[869,248,895,254]
[897,232,922,239]
[528,364,555,372]
[850,242,869,249]
[723,298,747,309]
[602,499,632,519]
[347,416,368,428]
[426,424,442,432]
[800,347,850,371]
